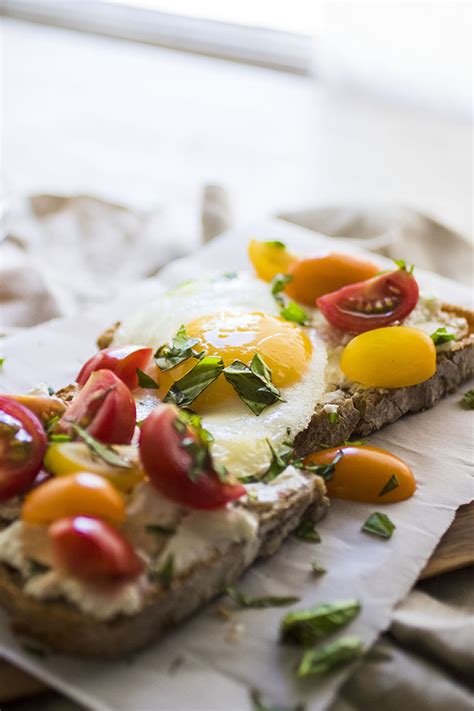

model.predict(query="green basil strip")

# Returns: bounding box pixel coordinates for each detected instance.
[297,636,364,678]
[70,423,133,469]
[311,562,327,576]
[378,474,399,497]
[295,517,321,543]
[136,368,159,389]
[362,512,395,539]
[393,258,414,274]
[281,600,361,646]
[271,273,293,306]
[462,388,474,409]
[280,301,308,325]
[293,449,343,482]
[155,554,174,587]
[154,324,204,371]
[264,240,286,249]
[223,353,285,415]
[430,327,455,346]
[164,356,224,407]
[226,586,299,609]
[262,439,294,482]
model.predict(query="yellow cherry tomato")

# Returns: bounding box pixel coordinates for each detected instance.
[248,239,297,282]
[286,252,379,306]
[305,445,416,503]
[22,472,126,525]
[43,443,143,492]
[340,326,436,388]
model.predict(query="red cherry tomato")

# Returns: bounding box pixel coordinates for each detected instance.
[59,370,136,444]
[49,516,143,581]
[139,404,245,509]
[77,345,153,390]
[0,397,47,502]
[317,268,419,333]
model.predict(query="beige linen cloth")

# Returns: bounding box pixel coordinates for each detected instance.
[0,191,472,710]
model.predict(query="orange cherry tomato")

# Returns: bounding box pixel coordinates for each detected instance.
[304,445,416,503]
[49,516,143,581]
[7,395,66,426]
[248,239,297,282]
[286,253,380,306]
[22,471,126,525]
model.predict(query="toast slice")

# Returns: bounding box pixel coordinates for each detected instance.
[0,473,326,657]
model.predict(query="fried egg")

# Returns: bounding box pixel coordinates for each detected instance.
[113,274,327,478]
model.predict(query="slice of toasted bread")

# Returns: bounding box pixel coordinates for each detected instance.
[0,476,327,657]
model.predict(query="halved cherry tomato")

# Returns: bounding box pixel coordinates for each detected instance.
[340,325,436,387]
[0,397,47,502]
[317,268,419,333]
[49,516,143,581]
[285,252,380,306]
[139,404,245,509]
[22,472,126,525]
[58,370,136,444]
[305,445,416,503]
[248,239,297,282]
[44,442,143,492]
[7,395,65,426]
[77,345,153,390]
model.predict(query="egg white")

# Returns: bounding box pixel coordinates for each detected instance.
[114,274,328,478]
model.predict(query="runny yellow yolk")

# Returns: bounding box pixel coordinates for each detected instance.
[155,312,312,411]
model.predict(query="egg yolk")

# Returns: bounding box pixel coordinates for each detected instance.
[304,445,416,503]
[155,312,312,411]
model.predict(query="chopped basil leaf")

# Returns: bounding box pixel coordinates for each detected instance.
[311,562,326,576]
[281,600,361,646]
[225,586,299,609]
[47,386,55,396]
[393,258,414,274]
[250,689,305,711]
[378,474,399,497]
[156,554,174,587]
[362,512,395,539]
[46,415,60,434]
[343,439,367,446]
[176,409,214,445]
[145,524,175,536]
[0,357,4,368]
[297,636,364,678]
[49,434,72,443]
[239,474,260,485]
[164,356,224,407]
[223,353,285,415]
[154,324,204,371]
[271,273,293,306]
[262,439,293,482]
[462,389,474,409]
[293,449,343,481]
[264,240,286,249]
[136,368,159,389]
[70,423,133,469]
[174,410,230,483]
[280,301,308,326]
[223,271,238,279]
[295,517,321,543]
[180,435,209,481]
[430,327,455,346]
[327,411,339,425]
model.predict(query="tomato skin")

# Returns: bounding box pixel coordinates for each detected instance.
[248,239,296,282]
[49,516,143,581]
[22,472,126,525]
[77,345,153,391]
[8,395,65,426]
[0,397,47,502]
[139,404,245,509]
[305,445,416,503]
[317,269,419,333]
[340,326,436,388]
[59,370,136,444]
[286,253,380,306]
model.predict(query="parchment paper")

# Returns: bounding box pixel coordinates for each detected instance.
[0,219,472,711]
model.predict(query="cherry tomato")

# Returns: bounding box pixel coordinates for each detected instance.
[7,395,65,426]
[317,268,419,333]
[0,397,47,502]
[22,472,126,525]
[285,252,380,306]
[248,239,297,282]
[139,404,245,509]
[59,370,136,444]
[77,345,153,390]
[305,445,416,503]
[44,442,143,492]
[340,325,436,387]
[49,516,143,581]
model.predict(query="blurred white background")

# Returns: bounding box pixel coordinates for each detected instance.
[0,1,472,241]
